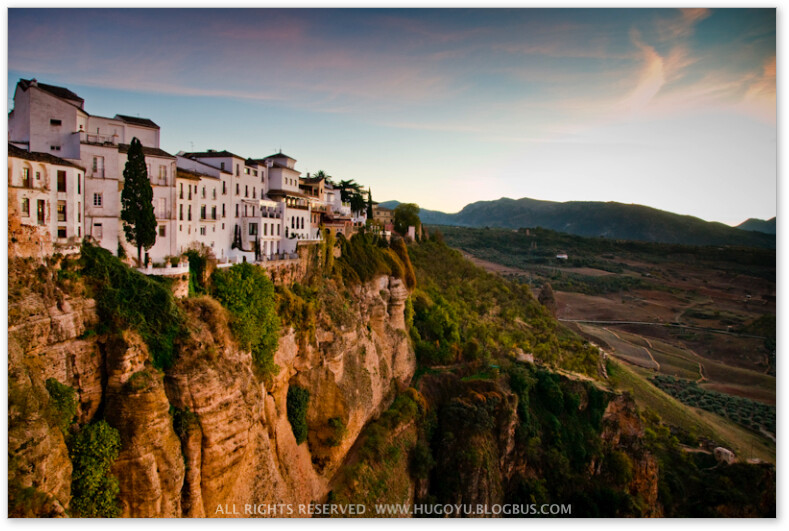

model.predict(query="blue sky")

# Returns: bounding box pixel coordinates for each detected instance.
[7,8,776,224]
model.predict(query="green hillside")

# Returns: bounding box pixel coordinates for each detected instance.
[380,198,775,248]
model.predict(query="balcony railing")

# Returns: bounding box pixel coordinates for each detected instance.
[79,131,118,145]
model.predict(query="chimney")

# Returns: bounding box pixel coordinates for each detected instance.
[30,78,38,87]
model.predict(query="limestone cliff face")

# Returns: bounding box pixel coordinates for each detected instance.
[8,261,414,517]
[600,395,661,517]
[8,277,99,516]
[164,275,415,517]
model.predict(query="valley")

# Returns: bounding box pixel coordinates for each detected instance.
[435,225,776,463]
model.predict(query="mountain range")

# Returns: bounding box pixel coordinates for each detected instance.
[379,197,775,248]
[736,217,776,235]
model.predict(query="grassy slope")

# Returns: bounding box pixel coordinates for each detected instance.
[421,199,776,248]
[606,358,774,463]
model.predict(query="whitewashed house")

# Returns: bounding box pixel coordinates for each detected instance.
[9,78,177,264]
[8,143,85,245]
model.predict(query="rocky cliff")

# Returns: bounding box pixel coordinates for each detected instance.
[8,254,414,517]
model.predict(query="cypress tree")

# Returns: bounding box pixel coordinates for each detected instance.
[120,137,157,265]
[366,189,374,219]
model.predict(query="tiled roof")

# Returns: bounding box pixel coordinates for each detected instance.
[259,152,296,161]
[182,150,244,160]
[18,79,84,104]
[118,143,175,159]
[8,143,86,171]
[115,114,159,129]
[176,168,217,181]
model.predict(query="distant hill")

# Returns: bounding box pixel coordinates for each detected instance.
[380,198,775,248]
[736,217,776,235]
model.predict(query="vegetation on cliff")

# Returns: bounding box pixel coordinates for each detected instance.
[287,386,310,444]
[81,242,184,369]
[68,421,122,518]
[210,262,281,379]
[408,238,599,375]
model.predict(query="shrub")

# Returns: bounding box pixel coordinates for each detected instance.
[171,406,200,438]
[81,242,184,369]
[68,421,122,518]
[287,385,310,444]
[45,378,77,433]
[184,248,209,296]
[326,416,347,447]
[410,440,435,479]
[210,263,281,380]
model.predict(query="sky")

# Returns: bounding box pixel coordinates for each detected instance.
[7,7,777,225]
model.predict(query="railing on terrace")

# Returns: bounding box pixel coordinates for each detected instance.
[79,131,118,145]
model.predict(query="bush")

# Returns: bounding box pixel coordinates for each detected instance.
[210,263,281,380]
[410,440,435,479]
[326,416,347,447]
[68,421,122,518]
[45,378,77,433]
[287,385,310,444]
[81,242,184,369]
[184,248,209,296]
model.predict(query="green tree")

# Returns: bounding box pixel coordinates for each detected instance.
[68,421,122,517]
[394,203,421,236]
[287,385,310,444]
[338,179,361,203]
[366,189,374,219]
[350,191,367,215]
[120,137,157,265]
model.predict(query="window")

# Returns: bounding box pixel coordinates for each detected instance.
[202,186,206,198]
[245,168,250,175]
[264,223,267,236]
[253,170,258,177]
[57,201,67,222]
[212,188,216,199]
[77,203,81,222]
[261,188,264,198]
[235,204,239,217]
[249,223,258,236]
[22,168,31,188]
[253,188,256,199]
[236,183,239,195]
[188,186,192,200]
[222,182,227,195]
[77,174,81,194]
[158,225,166,237]
[245,185,248,198]
[180,183,184,199]
[188,205,192,221]
[50,119,62,126]
[94,223,103,239]
[222,204,226,218]
[244,205,248,216]
[21,198,29,216]
[220,162,225,170]
[235,165,239,176]
[58,227,67,239]
[159,166,167,182]
[180,204,184,220]
[211,206,217,220]
[93,193,103,207]
[78,226,81,237]
[277,224,280,236]
[57,171,67,192]
[92,156,104,177]
[51,145,61,151]
[201,205,207,219]
[36,171,41,181]
[200,226,206,236]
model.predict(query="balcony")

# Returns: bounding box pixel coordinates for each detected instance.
[155,210,172,220]
[79,131,118,146]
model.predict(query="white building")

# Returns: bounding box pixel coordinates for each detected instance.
[8,143,85,245]
[9,78,177,264]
